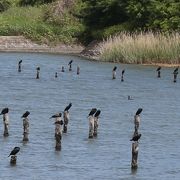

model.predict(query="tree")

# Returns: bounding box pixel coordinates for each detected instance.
[0,0,10,12]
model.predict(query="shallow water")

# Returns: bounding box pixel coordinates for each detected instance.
[0,52,179,180]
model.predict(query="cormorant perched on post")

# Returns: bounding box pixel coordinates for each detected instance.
[121,69,125,81]
[0,108,9,115]
[88,108,97,116]
[130,134,141,142]
[18,60,22,72]
[50,113,62,119]
[64,103,72,112]
[68,60,73,71]
[112,66,117,79]
[113,66,117,71]
[68,60,73,65]
[8,147,20,157]
[173,67,179,82]
[136,108,143,115]
[21,111,30,118]
[156,66,161,78]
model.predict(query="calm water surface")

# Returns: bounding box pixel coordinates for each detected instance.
[0,52,179,180]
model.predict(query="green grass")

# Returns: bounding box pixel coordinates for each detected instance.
[0,4,84,44]
[100,32,180,64]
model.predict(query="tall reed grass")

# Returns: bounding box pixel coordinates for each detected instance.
[100,32,180,64]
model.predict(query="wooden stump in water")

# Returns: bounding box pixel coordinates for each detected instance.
[55,119,63,150]
[55,72,58,78]
[55,133,62,151]
[77,66,80,75]
[10,155,17,165]
[61,66,65,72]
[131,142,139,169]
[93,117,98,137]
[63,111,69,133]
[23,117,29,141]
[3,113,9,137]
[112,70,116,79]
[89,115,94,139]
[121,75,124,82]
[134,114,140,132]
[69,64,72,71]
[173,73,178,83]
[157,71,161,78]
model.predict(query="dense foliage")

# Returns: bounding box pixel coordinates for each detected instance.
[0,0,11,12]
[19,0,56,6]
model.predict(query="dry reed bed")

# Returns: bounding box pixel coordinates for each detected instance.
[100,32,180,64]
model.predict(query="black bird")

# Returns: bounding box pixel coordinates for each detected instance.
[21,111,30,118]
[68,60,73,65]
[130,134,141,142]
[156,66,161,71]
[88,108,97,116]
[173,67,179,74]
[113,66,117,71]
[50,113,62,119]
[94,110,101,117]
[64,103,72,112]
[8,147,20,157]
[122,69,125,75]
[36,67,40,71]
[0,108,9,115]
[18,60,22,65]
[135,108,143,115]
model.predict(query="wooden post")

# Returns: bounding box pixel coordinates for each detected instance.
[3,113,9,137]
[55,72,58,78]
[77,66,80,75]
[63,111,69,133]
[131,142,139,169]
[93,116,98,137]
[121,75,124,82]
[61,66,65,72]
[157,70,161,78]
[88,115,94,138]
[112,70,116,79]
[54,117,63,151]
[134,114,140,133]
[69,64,72,71]
[23,117,29,141]
[173,72,178,83]
[10,155,17,165]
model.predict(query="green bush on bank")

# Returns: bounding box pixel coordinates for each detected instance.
[100,32,180,64]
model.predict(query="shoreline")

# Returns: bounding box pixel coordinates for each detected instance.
[0,36,179,67]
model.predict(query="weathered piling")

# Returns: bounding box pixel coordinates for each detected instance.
[121,69,125,82]
[156,66,161,78]
[0,108,9,137]
[10,155,17,165]
[68,60,73,71]
[173,67,178,83]
[21,111,30,142]
[112,66,117,79]
[63,103,72,133]
[36,67,40,79]
[88,108,97,139]
[93,110,101,137]
[50,113,63,150]
[61,66,65,72]
[131,142,139,169]
[77,66,80,75]
[8,147,20,165]
[18,60,22,72]
[55,120,63,151]
[55,72,58,78]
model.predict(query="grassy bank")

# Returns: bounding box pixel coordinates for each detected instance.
[100,32,180,64]
[0,2,84,45]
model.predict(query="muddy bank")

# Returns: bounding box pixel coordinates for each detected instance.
[0,36,84,54]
